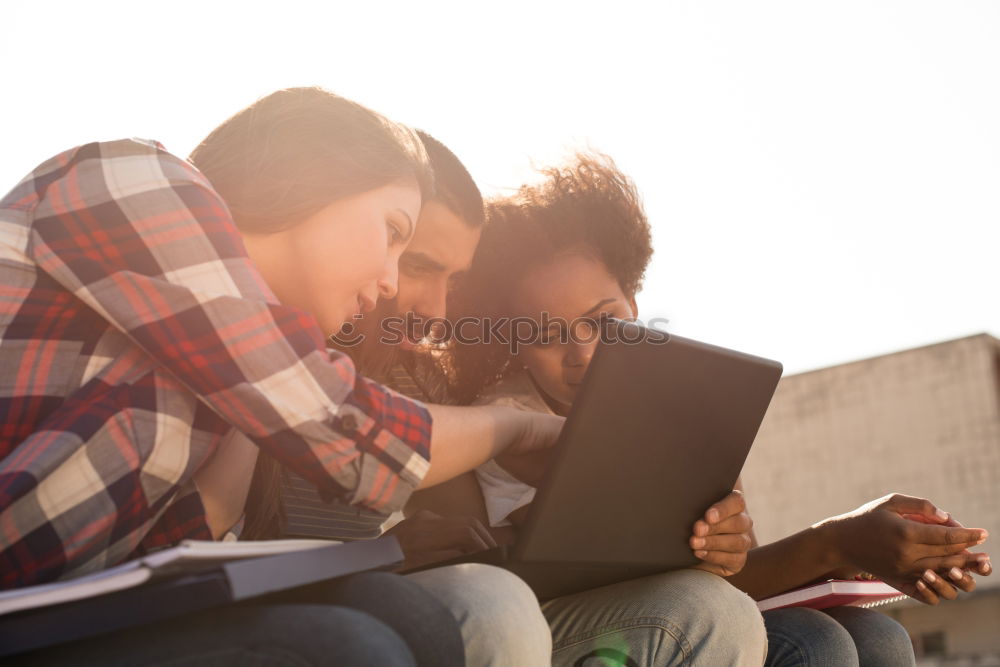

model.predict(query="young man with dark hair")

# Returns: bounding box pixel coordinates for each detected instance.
[347,130,486,371]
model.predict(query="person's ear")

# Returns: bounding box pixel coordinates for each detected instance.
[627,295,639,320]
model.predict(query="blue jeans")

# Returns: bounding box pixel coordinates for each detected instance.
[408,563,553,666]
[764,606,915,667]
[542,568,768,666]
[14,571,464,666]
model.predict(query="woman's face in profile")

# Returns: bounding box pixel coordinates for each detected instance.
[244,181,422,334]
[512,251,637,411]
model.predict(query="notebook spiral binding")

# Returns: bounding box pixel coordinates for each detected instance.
[860,594,909,609]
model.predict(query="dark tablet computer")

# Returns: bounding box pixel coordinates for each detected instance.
[408,322,782,599]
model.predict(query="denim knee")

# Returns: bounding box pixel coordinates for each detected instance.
[667,569,768,666]
[544,568,767,667]
[407,563,552,667]
[274,570,464,666]
[227,604,418,667]
[824,606,915,667]
[764,607,859,667]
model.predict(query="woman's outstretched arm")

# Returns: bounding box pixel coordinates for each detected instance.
[727,492,990,602]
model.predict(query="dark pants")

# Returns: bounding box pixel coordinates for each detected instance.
[14,571,465,666]
[764,606,916,667]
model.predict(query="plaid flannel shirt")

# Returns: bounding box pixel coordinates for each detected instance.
[0,139,432,589]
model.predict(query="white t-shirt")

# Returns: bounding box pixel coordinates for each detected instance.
[473,372,555,527]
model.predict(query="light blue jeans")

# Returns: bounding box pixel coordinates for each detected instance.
[408,563,553,666]
[763,606,915,666]
[542,569,768,666]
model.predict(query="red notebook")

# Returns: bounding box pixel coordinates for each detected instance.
[756,579,908,612]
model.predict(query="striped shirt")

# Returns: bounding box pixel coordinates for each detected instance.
[281,359,440,539]
[0,139,432,589]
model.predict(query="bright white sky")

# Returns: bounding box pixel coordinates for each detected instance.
[3,0,997,374]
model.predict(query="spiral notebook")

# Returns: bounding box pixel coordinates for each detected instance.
[756,579,908,612]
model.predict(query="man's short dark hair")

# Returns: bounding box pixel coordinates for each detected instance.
[416,130,485,227]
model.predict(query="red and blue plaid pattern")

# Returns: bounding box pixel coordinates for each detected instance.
[0,139,432,589]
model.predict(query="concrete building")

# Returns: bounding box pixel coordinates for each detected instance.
[741,333,1000,665]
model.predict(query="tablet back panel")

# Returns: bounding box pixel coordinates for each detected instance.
[516,326,782,570]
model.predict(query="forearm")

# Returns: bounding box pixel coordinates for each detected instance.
[419,405,520,489]
[407,472,491,522]
[726,522,849,600]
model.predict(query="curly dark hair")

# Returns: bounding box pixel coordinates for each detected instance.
[450,152,653,403]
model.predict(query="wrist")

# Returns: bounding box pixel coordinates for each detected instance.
[812,519,850,571]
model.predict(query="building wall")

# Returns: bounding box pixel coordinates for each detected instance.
[742,333,1000,576]
[740,334,1000,662]
[885,591,1000,663]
